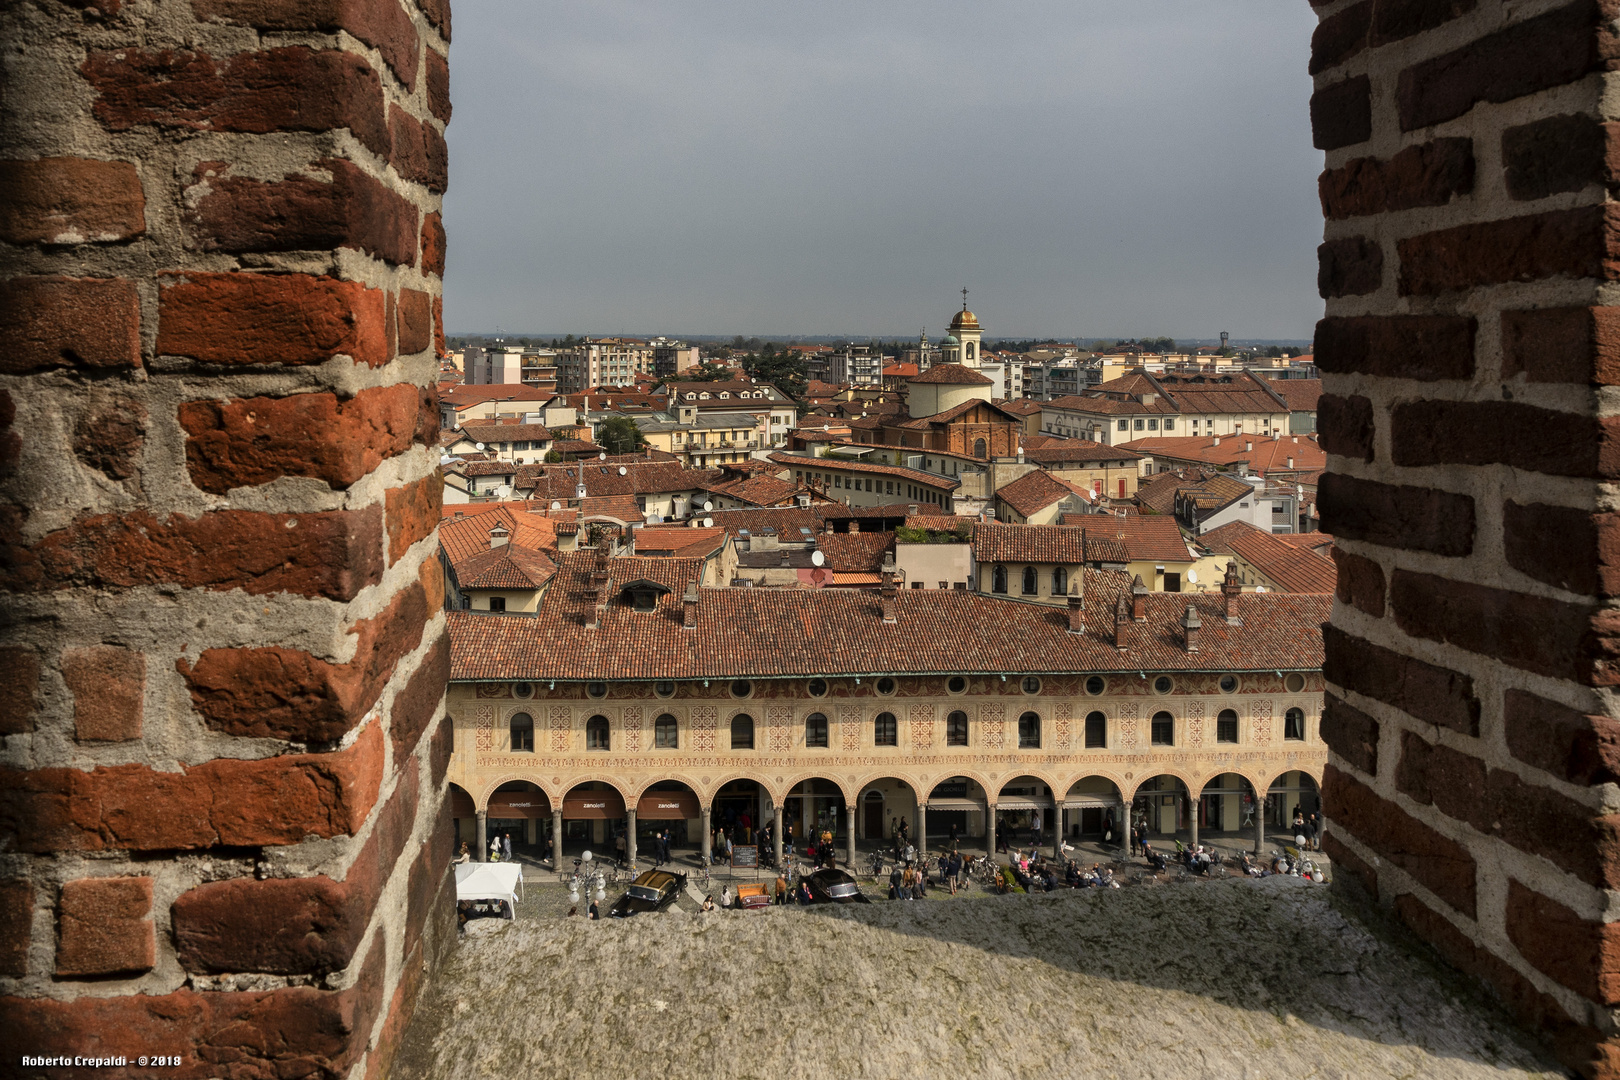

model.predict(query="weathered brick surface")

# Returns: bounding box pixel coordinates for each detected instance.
[386,470,441,565]
[179,383,425,493]
[390,630,448,761]
[0,157,145,243]
[1311,75,1372,151]
[1309,1,1370,75]
[0,647,41,735]
[1503,687,1620,786]
[1506,878,1620,1003]
[0,276,142,374]
[0,880,33,977]
[1317,236,1383,297]
[1314,314,1475,381]
[1502,113,1608,200]
[1501,306,1620,385]
[1323,624,1480,735]
[62,644,145,742]
[1318,473,1474,556]
[1391,399,1620,478]
[1321,692,1379,775]
[192,0,422,91]
[1372,0,1477,45]
[1324,762,1477,917]
[1320,832,1377,898]
[157,272,391,367]
[1317,393,1374,462]
[56,876,154,977]
[387,103,447,192]
[1318,138,1473,220]
[1332,549,1386,617]
[1397,205,1620,296]
[397,286,433,354]
[1503,501,1620,596]
[73,396,147,480]
[424,47,450,122]
[420,210,445,276]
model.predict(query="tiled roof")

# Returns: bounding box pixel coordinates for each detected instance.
[1153,373,1289,416]
[702,474,799,507]
[440,509,558,565]
[972,522,1122,565]
[816,531,895,572]
[994,470,1093,517]
[1119,434,1324,475]
[996,399,1044,416]
[1132,469,1253,517]
[634,527,729,558]
[893,398,1026,429]
[447,562,1328,681]
[1022,440,1142,465]
[1272,379,1323,411]
[903,514,970,532]
[883,363,920,377]
[580,494,643,521]
[1063,513,1192,564]
[441,385,556,407]
[906,363,993,386]
[704,504,903,540]
[460,423,552,445]
[553,440,607,455]
[1044,394,1177,416]
[456,544,557,589]
[453,461,521,477]
[515,462,722,500]
[805,381,844,398]
[768,453,960,491]
[1198,521,1337,594]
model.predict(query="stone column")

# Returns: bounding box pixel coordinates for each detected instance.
[525,817,538,845]
[916,804,927,857]
[1118,800,1130,850]
[1053,807,1064,860]
[1254,802,1264,856]
[701,806,713,867]
[625,808,637,867]
[476,811,487,862]
[985,805,997,862]
[552,809,565,870]
[773,805,785,868]
[1188,793,1199,848]
[846,805,857,868]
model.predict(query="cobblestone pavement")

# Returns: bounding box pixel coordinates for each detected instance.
[407,873,1558,1080]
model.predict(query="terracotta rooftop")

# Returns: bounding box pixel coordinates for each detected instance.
[1199,521,1337,594]
[439,509,558,566]
[906,363,994,386]
[972,522,1128,565]
[769,452,960,492]
[458,423,553,445]
[701,473,800,507]
[441,384,557,407]
[994,470,1094,517]
[515,461,722,501]
[1270,379,1322,412]
[893,397,1027,429]
[455,543,557,590]
[1119,434,1324,475]
[1063,513,1192,564]
[447,562,1328,681]
[815,530,896,572]
[1022,440,1143,465]
[634,527,729,558]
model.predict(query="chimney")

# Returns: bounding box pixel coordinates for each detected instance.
[908,504,919,516]
[849,520,860,534]
[1131,574,1148,621]
[1222,561,1243,625]
[1066,583,1084,634]
[1212,436,1220,446]
[880,553,898,622]
[1246,440,1254,452]
[489,524,510,549]
[780,551,791,567]
[1114,594,1130,649]
[682,584,698,629]
[1181,604,1201,652]
[1287,456,1294,469]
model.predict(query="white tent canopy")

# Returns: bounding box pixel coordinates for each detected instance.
[455,862,524,910]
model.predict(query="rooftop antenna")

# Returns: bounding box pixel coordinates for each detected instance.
[961,287,969,311]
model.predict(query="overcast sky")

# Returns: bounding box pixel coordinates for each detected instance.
[443,2,1323,341]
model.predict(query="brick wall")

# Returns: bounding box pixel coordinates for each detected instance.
[1311,1,1620,1074]
[0,0,453,1075]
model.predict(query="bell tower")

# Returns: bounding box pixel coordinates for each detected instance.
[949,288,983,368]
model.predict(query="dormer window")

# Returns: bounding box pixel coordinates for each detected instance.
[618,578,672,612]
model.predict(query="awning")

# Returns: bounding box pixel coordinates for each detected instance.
[636,791,700,820]
[1062,797,1120,809]
[925,798,985,812]
[488,792,550,819]
[562,791,626,819]
[995,796,1054,811]
[451,788,476,817]
[455,863,524,907]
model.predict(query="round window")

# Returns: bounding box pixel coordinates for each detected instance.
[1153,675,1173,695]
[807,678,828,698]
[586,681,607,699]
[513,682,534,699]
[1284,673,1306,694]
[947,675,967,695]
[731,680,753,699]
[1219,675,1238,694]
[1021,676,1042,695]
[654,680,676,699]
[1085,675,1106,696]
[875,677,897,696]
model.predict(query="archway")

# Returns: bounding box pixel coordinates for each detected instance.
[634,779,703,870]
[712,777,771,852]
[994,774,1056,857]
[1195,772,1258,846]
[926,775,988,849]
[486,780,550,861]
[1267,770,1322,838]
[449,782,477,858]
[559,781,627,867]
[1060,776,1125,854]
[785,776,847,867]
[1131,774,1190,843]
[856,775,921,851]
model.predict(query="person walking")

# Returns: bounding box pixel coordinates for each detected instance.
[615,829,626,868]
[588,899,599,920]
[489,835,502,862]
[661,829,672,866]
[503,832,512,862]
[1307,812,1322,851]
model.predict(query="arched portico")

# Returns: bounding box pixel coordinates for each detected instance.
[994,774,1057,857]
[926,775,989,850]
[855,774,922,852]
[784,775,848,868]
[449,782,478,859]
[558,780,629,868]
[1059,776,1125,852]
[485,780,550,858]
[631,778,704,869]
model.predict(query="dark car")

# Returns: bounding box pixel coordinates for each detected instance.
[804,868,870,905]
[608,870,686,918]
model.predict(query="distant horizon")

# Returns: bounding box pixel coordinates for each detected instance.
[445,331,1317,348]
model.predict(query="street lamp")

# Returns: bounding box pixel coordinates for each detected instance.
[567,849,607,905]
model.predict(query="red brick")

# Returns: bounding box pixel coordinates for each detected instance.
[179,383,424,493]
[385,287,397,358]
[1501,306,1620,385]
[1504,686,1620,786]
[1309,1,1369,75]
[1317,236,1383,297]
[1503,500,1620,596]
[418,548,444,611]
[420,210,445,276]
[1319,832,1377,897]
[157,272,391,368]
[185,158,417,266]
[1321,692,1379,774]
[1323,623,1480,735]
[1324,762,1477,916]
[1502,113,1607,200]
[1397,205,1620,296]
[386,471,440,565]
[0,880,32,977]
[1397,0,1618,132]
[62,644,145,742]
[1391,567,1604,682]
[1391,399,1620,478]
[424,46,450,122]
[1395,729,1488,832]
[1507,878,1620,1003]
[0,157,145,244]
[429,698,452,784]
[72,396,147,481]
[387,104,448,192]
[81,46,390,157]
[397,287,432,354]
[367,937,426,1080]
[0,720,384,853]
[8,505,385,601]
[0,276,141,375]
[1318,473,1474,556]
[56,876,153,977]
[178,578,429,741]
[1317,393,1374,462]
[1491,766,1620,888]
[0,647,40,735]
[1313,314,1475,381]
[1319,138,1473,220]
[0,937,385,1079]
[416,0,448,40]
[1332,548,1386,617]
[432,295,444,356]
[402,808,453,964]
[1311,75,1371,151]
[390,630,447,761]
[0,390,17,477]
[172,763,416,974]
[192,0,421,91]
[1372,0,1477,45]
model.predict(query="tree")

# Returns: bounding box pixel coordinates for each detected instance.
[597,416,646,455]
[544,449,562,463]
[682,362,736,383]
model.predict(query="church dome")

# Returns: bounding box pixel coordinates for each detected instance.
[941,334,958,345]
[949,308,981,332]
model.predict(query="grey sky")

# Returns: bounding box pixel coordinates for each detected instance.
[444,2,1323,341]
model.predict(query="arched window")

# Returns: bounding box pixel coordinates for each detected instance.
[1284,708,1306,741]
[946,710,969,746]
[731,713,754,749]
[1151,711,1174,746]
[1021,567,1038,595]
[966,341,975,360]
[1052,566,1067,595]
[1018,711,1041,748]
[1084,710,1106,749]
[974,437,987,459]
[509,712,534,752]
[805,712,829,748]
[586,714,610,751]
[655,713,678,749]
[874,711,898,746]
[992,566,1008,594]
[1217,709,1239,743]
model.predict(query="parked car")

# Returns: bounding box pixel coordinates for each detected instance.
[804,868,870,904]
[608,870,686,918]
[733,882,772,911]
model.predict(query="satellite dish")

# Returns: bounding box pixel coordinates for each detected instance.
[1255,585,1269,593]
[702,500,713,512]
[598,452,607,460]
[474,442,485,450]
[618,466,627,475]
[494,485,510,498]
[811,550,825,567]
[550,500,561,511]
[703,517,713,528]
[1186,569,1198,584]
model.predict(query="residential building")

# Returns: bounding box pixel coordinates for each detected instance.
[557,338,654,392]
[439,384,560,430]
[1021,440,1144,501]
[1197,520,1337,594]
[1041,370,1292,445]
[438,502,563,612]
[992,469,1096,524]
[443,420,554,464]
[658,380,799,448]
[465,346,559,392]
[650,337,702,379]
[972,522,1129,602]
[1272,379,1322,434]
[1122,433,1324,482]
[1064,512,1207,593]
[769,451,959,510]
[1135,469,1301,537]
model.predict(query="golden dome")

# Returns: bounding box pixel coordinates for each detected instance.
[949,307,981,332]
